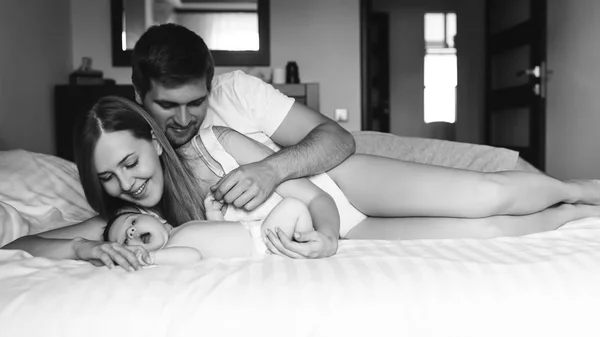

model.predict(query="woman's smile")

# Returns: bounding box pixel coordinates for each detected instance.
[94,130,165,208]
[129,180,149,198]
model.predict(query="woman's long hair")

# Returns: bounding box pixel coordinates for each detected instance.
[73,96,205,225]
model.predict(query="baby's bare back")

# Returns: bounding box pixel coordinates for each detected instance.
[166,221,256,258]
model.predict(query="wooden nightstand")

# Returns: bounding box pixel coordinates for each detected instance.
[54,83,320,162]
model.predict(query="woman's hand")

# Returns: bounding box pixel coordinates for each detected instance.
[263,229,338,259]
[71,238,148,271]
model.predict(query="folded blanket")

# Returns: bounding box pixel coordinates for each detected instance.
[353,131,520,172]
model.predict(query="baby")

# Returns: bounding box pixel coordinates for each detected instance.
[104,195,313,265]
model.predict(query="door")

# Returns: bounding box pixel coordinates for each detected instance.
[485,0,547,170]
[361,0,390,132]
[367,12,391,133]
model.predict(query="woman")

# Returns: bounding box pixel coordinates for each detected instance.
[82,97,600,241]
[4,97,600,269]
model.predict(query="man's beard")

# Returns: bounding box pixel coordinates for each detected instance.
[166,122,200,148]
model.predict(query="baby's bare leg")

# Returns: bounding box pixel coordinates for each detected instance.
[262,198,313,239]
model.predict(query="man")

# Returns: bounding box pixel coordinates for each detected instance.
[131,23,356,258]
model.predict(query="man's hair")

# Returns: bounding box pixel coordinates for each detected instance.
[132,23,215,100]
[73,96,207,225]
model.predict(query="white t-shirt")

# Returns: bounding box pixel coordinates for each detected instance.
[200,70,295,150]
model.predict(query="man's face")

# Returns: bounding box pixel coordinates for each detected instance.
[140,79,209,148]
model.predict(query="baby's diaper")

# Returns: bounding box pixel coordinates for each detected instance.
[241,221,268,256]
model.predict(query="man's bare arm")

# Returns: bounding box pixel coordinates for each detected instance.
[268,102,355,179]
[211,102,355,211]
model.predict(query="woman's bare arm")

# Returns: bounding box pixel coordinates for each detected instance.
[2,215,144,271]
[3,215,105,254]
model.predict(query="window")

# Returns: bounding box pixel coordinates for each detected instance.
[424,13,457,123]
[113,0,270,67]
[176,12,259,51]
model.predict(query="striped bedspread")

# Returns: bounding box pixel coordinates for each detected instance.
[1,217,600,337]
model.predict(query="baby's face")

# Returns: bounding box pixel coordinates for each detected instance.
[108,213,172,251]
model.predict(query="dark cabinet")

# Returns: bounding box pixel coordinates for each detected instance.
[54,83,320,162]
[54,85,135,161]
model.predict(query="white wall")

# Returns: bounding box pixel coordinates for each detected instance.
[6,0,595,176]
[270,0,361,130]
[0,0,72,154]
[546,0,600,179]
[70,0,131,84]
[70,0,362,131]
[372,0,485,142]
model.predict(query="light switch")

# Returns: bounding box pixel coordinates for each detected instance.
[334,108,348,122]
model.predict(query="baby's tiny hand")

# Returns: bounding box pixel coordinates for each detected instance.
[204,192,225,220]
[125,246,153,266]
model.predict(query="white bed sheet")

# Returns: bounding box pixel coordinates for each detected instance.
[1,217,600,337]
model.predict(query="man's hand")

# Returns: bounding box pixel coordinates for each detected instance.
[262,228,338,259]
[210,161,281,211]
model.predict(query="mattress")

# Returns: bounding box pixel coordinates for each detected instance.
[1,216,600,337]
[0,143,594,337]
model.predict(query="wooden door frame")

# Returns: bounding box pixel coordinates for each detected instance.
[360,0,371,131]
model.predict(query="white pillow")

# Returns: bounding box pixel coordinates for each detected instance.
[353,131,520,172]
[0,150,96,243]
[0,201,30,247]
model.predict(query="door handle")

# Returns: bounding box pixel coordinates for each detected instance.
[516,63,547,98]
[516,66,540,78]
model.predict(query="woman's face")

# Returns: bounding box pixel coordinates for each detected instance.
[108,213,172,251]
[94,130,164,208]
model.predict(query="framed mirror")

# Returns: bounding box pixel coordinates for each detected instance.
[111,0,270,67]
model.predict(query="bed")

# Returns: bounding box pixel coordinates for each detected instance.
[1,132,599,337]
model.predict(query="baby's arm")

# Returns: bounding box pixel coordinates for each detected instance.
[126,245,202,266]
[262,198,313,239]
[150,247,202,265]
